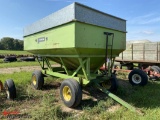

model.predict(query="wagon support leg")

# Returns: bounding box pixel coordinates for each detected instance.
[60,57,69,75]
[37,57,91,85]
[77,58,90,81]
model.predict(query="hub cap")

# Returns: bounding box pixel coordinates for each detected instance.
[63,86,71,101]
[132,74,142,84]
[32,75,37,85]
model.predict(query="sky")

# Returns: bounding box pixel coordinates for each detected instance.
[0,0,160,42]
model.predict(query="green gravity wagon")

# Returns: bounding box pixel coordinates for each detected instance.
[24,2,135,111]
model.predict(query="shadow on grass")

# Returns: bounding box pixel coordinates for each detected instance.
[74,86,109,110]
[83,86,108,100]
[77,78,160,110]
[115,79,160,109]
[14,81,61,100]
[42,82,61,90]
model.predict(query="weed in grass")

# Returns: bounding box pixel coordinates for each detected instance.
[31,94,71,120]
[41,92,58,106]
[31,105,71,120]
[79,98,117,120]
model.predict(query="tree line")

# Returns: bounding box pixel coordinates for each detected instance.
[0,37,23,50]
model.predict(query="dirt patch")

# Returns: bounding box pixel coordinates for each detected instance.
[0,66,41,74]
[108,104,121,113]
[0,64,60,74]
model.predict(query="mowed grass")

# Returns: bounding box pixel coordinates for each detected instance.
[0,71,160,119]
[0,59,56,68]
[0,60,39,68]
[0,50,32,55]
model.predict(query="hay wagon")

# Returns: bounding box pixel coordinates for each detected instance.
[115,42,160,85]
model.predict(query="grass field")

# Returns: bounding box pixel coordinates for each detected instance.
[0,69,160,119]
[0,50,32,55]
[0,50,57,68]
[0,60,40,68]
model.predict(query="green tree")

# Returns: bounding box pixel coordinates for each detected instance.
[1,37,14,50]
[0,37,24,50]
[13,39,20,50]
[18,40,24,50]
[0,42,4,50]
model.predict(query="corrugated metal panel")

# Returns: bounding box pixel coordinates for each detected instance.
[24,3,75,36]
[24,2,126,36]
[75,3,126,33]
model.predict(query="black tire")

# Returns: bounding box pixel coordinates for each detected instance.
[150,66,160,80]
[69,79,82,107]
[20,57,35,61]
[128,69,148,86]
[60,79,82,108]
[101,74,118,92]
[3,58,10,63]
[4,79,16,100]
[151,66,160,73]
[3,56,17,62]
[32,70,44,89]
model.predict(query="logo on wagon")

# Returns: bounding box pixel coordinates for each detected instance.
[37,37,46,43]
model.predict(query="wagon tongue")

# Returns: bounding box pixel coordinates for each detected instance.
[94,82,136,112]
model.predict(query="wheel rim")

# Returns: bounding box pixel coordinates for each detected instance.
[32,75,37,85]
[132,74,142,84]
[5,86,10,99]
[63,86,71,101]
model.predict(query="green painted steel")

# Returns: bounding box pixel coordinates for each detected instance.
[40,57,91,85]
[24,22,75,50]
[24,21,126,71]
[75,22,126,55]
[24,21,125,55]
